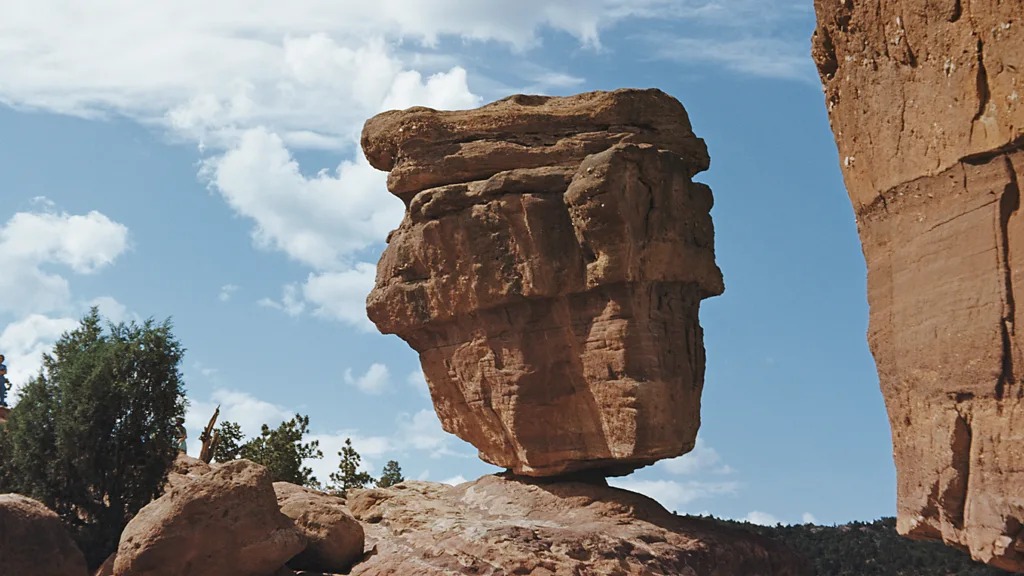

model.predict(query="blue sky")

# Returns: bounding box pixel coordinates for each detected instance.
[0,1,893,526]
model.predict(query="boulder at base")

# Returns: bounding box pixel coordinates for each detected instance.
[274,482,364,573]
[0,493,88,576]
[347,475,810,576]
[112,459,305,576]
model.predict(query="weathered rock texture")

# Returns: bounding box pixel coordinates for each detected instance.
[112,460,305,576]
[0,494,89,576]
[346,475,809,576]
[813,1,1024,570]
[363,89,724,477]
[274,482,364,573]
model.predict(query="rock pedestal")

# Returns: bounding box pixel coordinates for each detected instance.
[347,476,809,576]
[362,89,724,477]
[813,1,1024,569]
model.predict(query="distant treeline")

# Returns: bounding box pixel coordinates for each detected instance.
[704,516,1012,576]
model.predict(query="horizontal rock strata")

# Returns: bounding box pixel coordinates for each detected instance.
[362,89,723,476]
[813,0,1024,569]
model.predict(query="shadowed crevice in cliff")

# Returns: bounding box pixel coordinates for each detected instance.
[996,156,1020,400]
[945,411,972,529]
[970,38,990,141]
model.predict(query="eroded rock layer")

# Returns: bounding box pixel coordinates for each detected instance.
[363,89,723,477]
[813,1,1024,569]
[347,476,810,576]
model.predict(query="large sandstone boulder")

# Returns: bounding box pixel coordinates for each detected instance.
[273,482,364,573]
[813,0,1024,570]
[346,475,809,576]
[362,89,724,477]
[112,460,305,576]
[0,494,88,576]
[163,453,211,491]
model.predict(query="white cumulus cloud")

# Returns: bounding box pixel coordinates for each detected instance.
[744,511,782,526]
[0,314,79,397]
[441,474,468,486]
[344,363,391,395]
[185,388,294,439]
[608,478,738,513]
[302,265,379,331]
[0,209,129,316]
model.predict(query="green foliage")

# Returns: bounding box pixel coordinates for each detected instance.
[705,516,1012,576]
[212,420,244,463]
[329,437,374,493]
[237,414,323,488]
[0,308,186,568]
[377,460,405,488]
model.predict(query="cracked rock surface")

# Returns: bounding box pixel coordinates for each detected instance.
[361,89,723,478]
[813,0,1024,569]
[347,476,810,576]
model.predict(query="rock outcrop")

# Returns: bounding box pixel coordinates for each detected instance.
[362,89,724,477]
[346,475,808,576]
[163,453,211,491]
[0,494,89,576]
[274,482,364,573]
[112,460,306,576]
[813,1,1024,570]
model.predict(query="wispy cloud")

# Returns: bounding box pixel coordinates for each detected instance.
[647,35,817,83]
[218,284,239,302]
[660,438,734,476]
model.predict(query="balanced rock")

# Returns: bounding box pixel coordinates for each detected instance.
[112,460,305,576]
[813,0,1024,570]
[0,494,88,576]
[274,482,364,573]
[346,475,808,576]
[363,89,724,476]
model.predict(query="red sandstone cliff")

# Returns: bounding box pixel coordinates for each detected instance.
[813,1,1024,569]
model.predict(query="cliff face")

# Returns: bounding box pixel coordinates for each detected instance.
[362,89,723,477]
[813,1,1024,569]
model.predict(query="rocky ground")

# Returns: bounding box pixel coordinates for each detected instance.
[0,455,809,576]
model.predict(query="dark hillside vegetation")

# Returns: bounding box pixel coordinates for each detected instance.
[706,516,1013,576]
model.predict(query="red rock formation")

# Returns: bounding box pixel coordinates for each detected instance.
[346,475,809,576]
[274,481,364,573]
[362,89,724,477]
[813,1,1024,569]
[113,460,306,576]
[0,494,89,576]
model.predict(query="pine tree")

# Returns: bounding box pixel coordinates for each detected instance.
[238,414,323,488]
[211,420,245,463]
[377,460,405,488]
[329,437,374,494]
[0,308,186,568]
